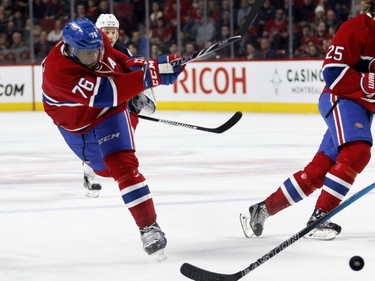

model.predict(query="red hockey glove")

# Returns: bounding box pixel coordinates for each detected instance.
[143,55,185,89]
[123,57,146,72]
[361,72,375,98]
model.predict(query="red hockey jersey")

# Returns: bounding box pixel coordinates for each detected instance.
[322,13,375,112]
[42,32,146,133]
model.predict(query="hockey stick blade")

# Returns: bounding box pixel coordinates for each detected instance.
[170,0,265,67]
[138,111,242,134]
[181,182,375,281]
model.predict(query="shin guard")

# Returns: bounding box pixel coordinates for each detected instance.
[104,151,156,228]
[316,141,371,212]
[266,152,334,215]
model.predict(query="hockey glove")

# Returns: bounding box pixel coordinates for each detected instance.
[123,56,146,72]
[361,72,375,98]
[143,55,185,89]
[129,89,156,114]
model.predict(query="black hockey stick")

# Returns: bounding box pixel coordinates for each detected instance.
[170,0,265,67]
[138,111,242,134]
[181,182,375,281]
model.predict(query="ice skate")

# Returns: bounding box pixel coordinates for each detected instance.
[140,222,167,262]
[83,163,102,198]
[304,208,342,240]
[240,201,269,237]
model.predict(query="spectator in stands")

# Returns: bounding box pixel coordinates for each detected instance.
[75,2,87,20]
[263,8,288,51]
[325,8,338,28]
[129,31,147,56]
[150,17,174,47]
[215,25,231,58]
[86,0,98,22]
[34,30,53,63]
[258,37,277,59]
[10,9,25,32]
[244,43,261,60]
[163,1,178,27]
[93,0,110,20]
[150,44,162,58]
[207,0,220,21]
[150,1,163,27]
[1,0,13,19]
[314,21,329,49]
[0,5,7,31]
[182,12,198,45]
[45,0,65,20]
[294,0,316,26]
[256,0,276,34]
[168,42,178,55]
[32,0,47,21]
[237,0,252,29]
[118,29,130,46]
[127,42,138,56]
[306,42,323,58]
[5,20,16,42]
[0,32,8,53]
[196,17,216,48]
[312,5,326,30]
[47,19,63,44]
[183,42,196,57]
[10,32,25,49]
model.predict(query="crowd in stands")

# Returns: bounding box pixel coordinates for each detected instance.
[0,0,356,65]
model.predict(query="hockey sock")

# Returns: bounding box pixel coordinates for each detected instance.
[104,150,157,228]
[265,152,334,215]
[316,141,371,212]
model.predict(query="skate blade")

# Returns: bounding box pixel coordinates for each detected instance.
[304,229,337,240]
[239,213,253,238]
[85,190,100,198]
[153,249,167,262]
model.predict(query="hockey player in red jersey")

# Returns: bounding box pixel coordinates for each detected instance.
[42,17,184,260]
[240,0,375,240]
[82,14,157,198]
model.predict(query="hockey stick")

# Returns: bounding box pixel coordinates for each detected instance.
[180,182,375,281]
[170,0,265,67]
[138,111,242,134]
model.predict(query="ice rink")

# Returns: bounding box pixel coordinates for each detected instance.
[0,110,374,281]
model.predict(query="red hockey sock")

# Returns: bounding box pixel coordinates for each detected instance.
[104,150,156,228]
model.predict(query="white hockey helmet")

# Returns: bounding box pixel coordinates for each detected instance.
[95,14,119,29]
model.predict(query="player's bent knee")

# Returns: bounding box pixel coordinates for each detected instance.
[303,152,334,190]
[337,141,371,173]
[103,150,145,186]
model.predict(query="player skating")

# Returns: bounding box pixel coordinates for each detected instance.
[240,0,375,240]
[41,17,184,260]
[82,14,156,198]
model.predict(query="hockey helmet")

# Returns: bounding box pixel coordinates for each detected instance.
[63,17,103,66]
[95,14,120,29]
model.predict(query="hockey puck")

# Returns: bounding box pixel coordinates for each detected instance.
[349,256,364,271]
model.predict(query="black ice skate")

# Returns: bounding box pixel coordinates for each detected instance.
[83,163,102,198]
[239,201,269,237]
[304,208,342,240]
[140,222,167,262]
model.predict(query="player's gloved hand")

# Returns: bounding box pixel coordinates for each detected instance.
[361,72,375,98]
[143,55,185,89]
[123,56,146,72]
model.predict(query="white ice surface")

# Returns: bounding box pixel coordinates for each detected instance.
[0,111,374,281]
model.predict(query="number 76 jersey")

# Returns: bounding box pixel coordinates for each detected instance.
[322,13,375,112]
[41,34,145,133]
